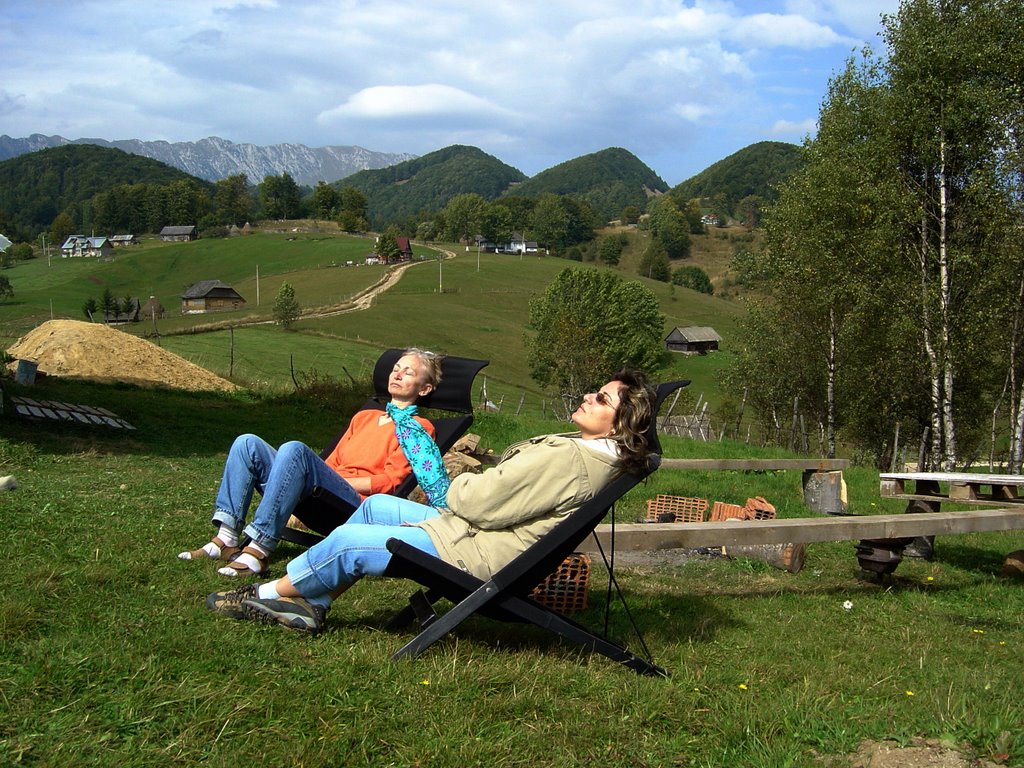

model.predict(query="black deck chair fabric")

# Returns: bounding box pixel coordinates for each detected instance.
[381,379,690,676]
[281,349,489,548]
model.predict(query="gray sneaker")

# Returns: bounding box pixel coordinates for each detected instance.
[241,595,326,635]
[206,583,260,619]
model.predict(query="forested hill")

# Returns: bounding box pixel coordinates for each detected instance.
[670,141,802,212]
[340,145,526,229]
[0,144,206,241]
[502,147,668,224]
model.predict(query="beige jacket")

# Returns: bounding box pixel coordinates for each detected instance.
[414,434,620,579]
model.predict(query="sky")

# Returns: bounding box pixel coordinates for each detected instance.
[1,0,902,185]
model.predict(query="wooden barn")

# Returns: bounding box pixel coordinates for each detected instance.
[395,236,414,261]
[665,326,721,354]
[160,225,198,242]
[181,280,246,314]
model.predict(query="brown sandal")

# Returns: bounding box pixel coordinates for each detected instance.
[218,546,270,577]
[179,536,240,562]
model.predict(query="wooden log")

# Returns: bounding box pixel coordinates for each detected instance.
[578,508,1024,552]
[660,458,849,472]
[803,470,847,515]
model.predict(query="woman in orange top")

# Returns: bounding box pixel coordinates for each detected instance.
[178,349,441,576]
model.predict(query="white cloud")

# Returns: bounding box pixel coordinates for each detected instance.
[318,85,513,122]
[731,13,856,48]
[673,103,715,122]
[0,0,899,182]
[771,117,817,137]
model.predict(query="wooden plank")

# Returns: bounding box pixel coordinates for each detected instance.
[948,483,980,501]
[580,508,1024,552]
[660,458,849,472]
[880,492,1024,506]
[994,484,1019,501]
[881,471,1024,484]
[880,477,906,496]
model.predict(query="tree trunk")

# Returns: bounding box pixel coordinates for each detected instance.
[937,132,958,469]
[1013,381,1024,474]
[918,206,944,468]
[1008,270,1024,473]
[825,306,837,458]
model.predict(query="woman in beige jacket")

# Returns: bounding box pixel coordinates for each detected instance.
[206,370,656,635]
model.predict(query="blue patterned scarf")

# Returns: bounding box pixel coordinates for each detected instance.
[386,402,451,507]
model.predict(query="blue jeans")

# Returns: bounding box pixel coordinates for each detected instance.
[286,494,440,605]
[211,433,364,551]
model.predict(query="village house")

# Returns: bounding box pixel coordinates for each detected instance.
[109,234,138,247]
[60,235,113,259]
[395,236,414,262]
[180,280,246,314]
[665,326,722,354]
[506,232,538,254]
[160,225,198,242]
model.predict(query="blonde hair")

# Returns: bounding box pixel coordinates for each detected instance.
[403,347,443,389]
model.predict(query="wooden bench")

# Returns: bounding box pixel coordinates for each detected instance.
[880,472,1024,505]
[580,469,1024,575]
[878,471,1024,560]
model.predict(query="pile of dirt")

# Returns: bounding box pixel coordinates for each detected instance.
[846,738,1005,768]
[6,319,237,393]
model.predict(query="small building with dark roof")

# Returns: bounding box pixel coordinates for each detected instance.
[160,225,198,242]
[181,280,246,314]
[665,326,722,354]
[395,236,413,261]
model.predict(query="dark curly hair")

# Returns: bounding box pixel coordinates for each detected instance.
[607,369,656,475]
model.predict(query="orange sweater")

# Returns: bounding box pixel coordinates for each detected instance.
[323,409,436,498]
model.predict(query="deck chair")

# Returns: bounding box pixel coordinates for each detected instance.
[280,349,489,548]
[382,378,690,677]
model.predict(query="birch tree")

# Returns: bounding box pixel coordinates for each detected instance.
[883,0,1024,469]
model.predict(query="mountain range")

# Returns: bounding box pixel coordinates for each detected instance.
[0,135,801,242]
[0,134,415,187]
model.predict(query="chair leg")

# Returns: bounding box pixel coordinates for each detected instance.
[391,581,498,660]
[510,597,670,677]
[385,589,441,630]
[389,583,670,677]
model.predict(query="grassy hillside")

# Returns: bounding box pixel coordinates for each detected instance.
[0,231,403,341]
[1,228,747,420]
[2,376,1021,766]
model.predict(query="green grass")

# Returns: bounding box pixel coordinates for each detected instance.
[1,376,1022,767]
[0,232,413,342]
[1,230,746,423]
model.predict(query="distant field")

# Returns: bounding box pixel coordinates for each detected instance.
[0,232,399,341]
[2,228,749,420]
